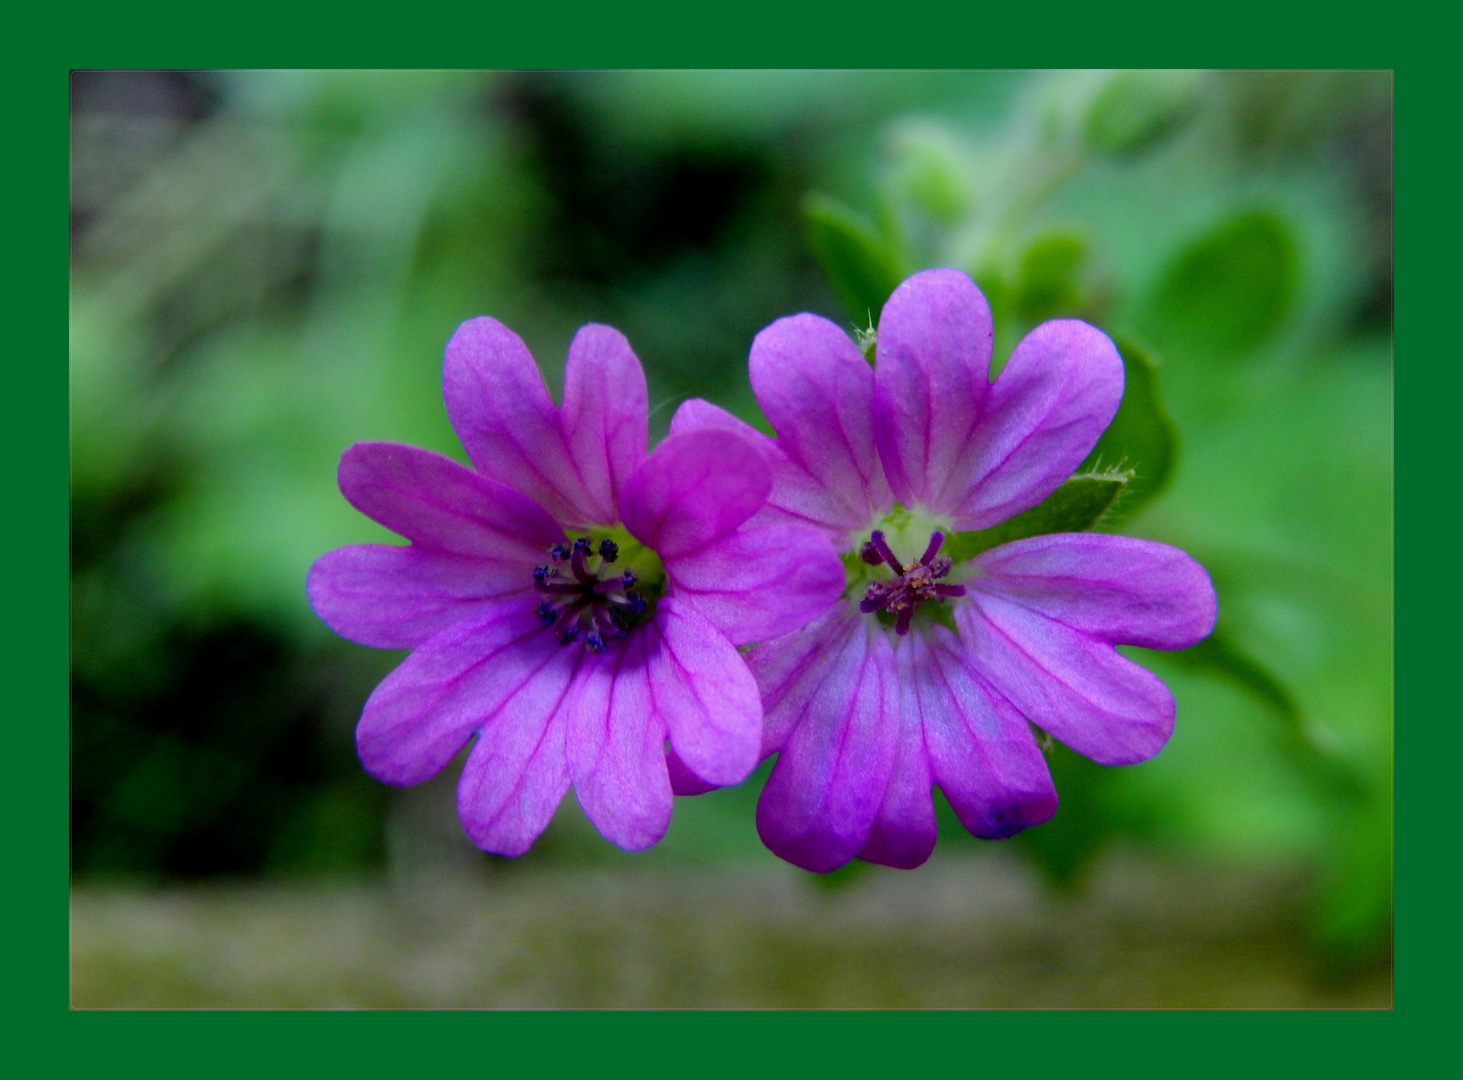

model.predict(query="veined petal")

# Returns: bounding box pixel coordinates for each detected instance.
[647,599,762,787]
[855,683,936,870]
[572,632,674,852]
[670,399,873,540]
[561,323,649,521]
[666,743,720,796]
[957,593,1175,766]
[442,316,601,526]
[307,544,526,650]
[750,314,891,531]
[620,428,772,560]
[665,523,844,646]
[972,533,1217,649]
[906,626,1057,839]
[456,652,589,857]
[754,615,899,873]
[745,606,852,755]
[872,269,994,512]
[356,599,574,786]
[945,320,1124,530]
[338,441,563,559]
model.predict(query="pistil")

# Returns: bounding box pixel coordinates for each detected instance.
[532,535,647,652]
[858,529,966,636]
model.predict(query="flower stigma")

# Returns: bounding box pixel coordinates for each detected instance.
[852,523,966,636]
[532,527,665,653]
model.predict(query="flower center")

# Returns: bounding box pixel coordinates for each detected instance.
[857,529,967,636]
[531,532,661,653]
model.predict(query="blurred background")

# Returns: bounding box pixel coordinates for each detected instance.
[70,69,1391,1008]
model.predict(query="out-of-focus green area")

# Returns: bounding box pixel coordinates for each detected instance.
[70,71,1391,997]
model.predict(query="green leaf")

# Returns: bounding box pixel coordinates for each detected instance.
[1081,334,1177,511]
[1083,70,1201,157]
[943,472,1128,564]
[1146,209,1297,361]
[802,193,903,328]
[1169,630,1366,805]
[1014,232,1089,325]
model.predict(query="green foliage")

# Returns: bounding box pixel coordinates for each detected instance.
[1013,232,1090,325]
[1084,70,1202,157]
[1147,209,1298,360]
[802,193,903,328]
[943,473,1128,563]
[1081,334,1177,512]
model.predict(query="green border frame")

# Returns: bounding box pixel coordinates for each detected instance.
[33,0,1431,1066]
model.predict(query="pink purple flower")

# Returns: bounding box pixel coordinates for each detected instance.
[307,318,843,856]
[672,269,1217,872]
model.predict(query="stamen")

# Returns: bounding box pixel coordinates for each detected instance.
[859,529,964,636]
[531,535,651,652]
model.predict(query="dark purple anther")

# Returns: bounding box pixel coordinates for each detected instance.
[858,530,967,636]
[531,534,647,651]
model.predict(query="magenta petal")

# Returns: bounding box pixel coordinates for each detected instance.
[645,599,762,787]
[745,607,850,756]
[666,523,843,646]
[307,545,524,650]
[945,319,1124,530]
[754,615,899,873]
[620,428,772,560]
[973,533,1217,649]
[572,636,674,852]
[666,743,720,796]
[670,399,873,540]
[957,594,1175,766]
[561,323,649,521]
[750,314,891,533]
[872,269,994,512]
[442,316,601,526]
[855,687,936,869]
[906,627,1057,839]
[338,441,563,559]
[456,653,586,857]
[356,600,568,786]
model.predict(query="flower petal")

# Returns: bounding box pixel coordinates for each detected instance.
[872,268,994,513]
[307,544,523,650]
[666,523,844,646]
[620,428,772,560]
[944,319,1124,530]
[647,598,762,787]
[572,634,674,852]
[561,323,649,521]
[666,743,720,796]
[907,626,1057,838]
[442,316,600,526]
[744,606,850,756]
[972,533,1217,649]
[455,655,587,857]
[753,614,899,873]
[338,441,563,559]
[750,314,891,533]
[957,593,1175,766]
[356,599,571,786]
[670,399,869,540]
[854,682,936,870]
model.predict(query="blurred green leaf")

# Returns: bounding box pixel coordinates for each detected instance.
[1014,740,1112,890]
[1170,629,1367,805]
[1014,232,1089,325]
[887,122,972,225]
[1148,209,1297,360]
[1082,334,1177,512]
[803,193,903,328]
[944,473,1128,563]
[1084,70,1201,157]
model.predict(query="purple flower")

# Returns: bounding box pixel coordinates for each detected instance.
[307,318,843,856]
[671,269,1217,872]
